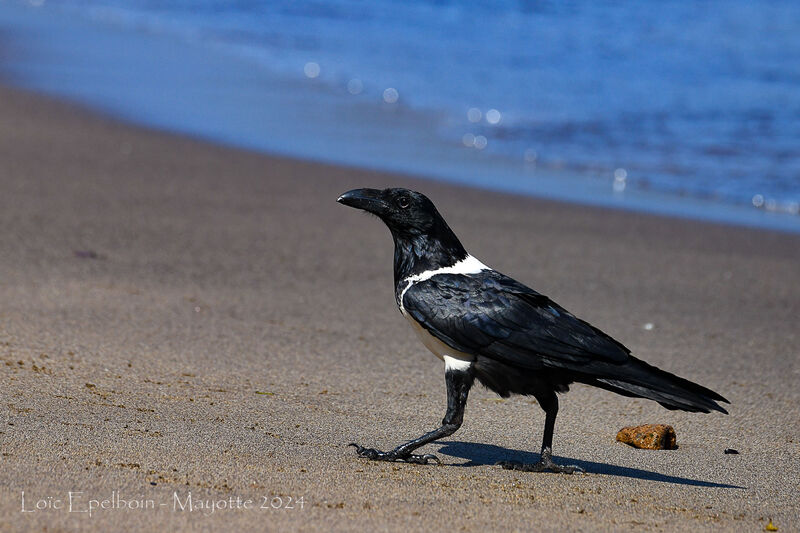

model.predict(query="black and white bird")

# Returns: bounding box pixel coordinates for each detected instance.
[337,187,728,473]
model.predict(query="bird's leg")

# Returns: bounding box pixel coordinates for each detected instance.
[497,392,584,474]
[350,365,474,465]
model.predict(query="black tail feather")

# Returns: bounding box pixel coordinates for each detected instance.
[579,356,729,414]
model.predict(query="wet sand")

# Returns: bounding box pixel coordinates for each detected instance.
[1,84,798,532]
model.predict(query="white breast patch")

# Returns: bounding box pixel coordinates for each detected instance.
[397,254,489,369]
[398,254,490,313]
[402,312,475,367]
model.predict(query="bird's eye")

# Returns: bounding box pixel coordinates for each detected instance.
[397,196,410,209]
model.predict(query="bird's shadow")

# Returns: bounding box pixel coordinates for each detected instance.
[437,441,744,489]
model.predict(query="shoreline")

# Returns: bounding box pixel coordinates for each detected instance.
[1,1,798,235]
[4,79,799,239]
[1,83,799,532]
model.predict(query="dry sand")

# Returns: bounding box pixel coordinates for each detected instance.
[1,84,798,532]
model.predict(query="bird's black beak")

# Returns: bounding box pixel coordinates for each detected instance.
[337,188,387,216]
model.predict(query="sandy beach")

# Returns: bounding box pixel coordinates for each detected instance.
[1,84,799,532]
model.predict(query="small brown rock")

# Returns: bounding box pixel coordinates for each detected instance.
[616,424,677,450]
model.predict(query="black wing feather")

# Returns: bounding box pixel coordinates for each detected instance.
[402,270,728,413]
[402,270,631,370]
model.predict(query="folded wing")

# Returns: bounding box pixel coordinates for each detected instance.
[402,270,631,372]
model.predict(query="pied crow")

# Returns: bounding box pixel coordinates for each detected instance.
[338,187,728,473]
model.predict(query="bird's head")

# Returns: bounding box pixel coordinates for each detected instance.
[337,187,441,237]
[338,187,468,279]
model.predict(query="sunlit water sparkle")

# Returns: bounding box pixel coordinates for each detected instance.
[4,0,800,226]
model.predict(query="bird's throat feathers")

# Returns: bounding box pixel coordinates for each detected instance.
[391,223,468,285]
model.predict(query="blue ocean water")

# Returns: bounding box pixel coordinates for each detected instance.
[2,0,800,230]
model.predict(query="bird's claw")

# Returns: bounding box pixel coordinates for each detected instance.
[402,453,441,465]
[349,443,441,465]
[496,459,584,474]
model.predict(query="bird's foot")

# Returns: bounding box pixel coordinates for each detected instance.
[349,443,441,465]
[496,449,584,474]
